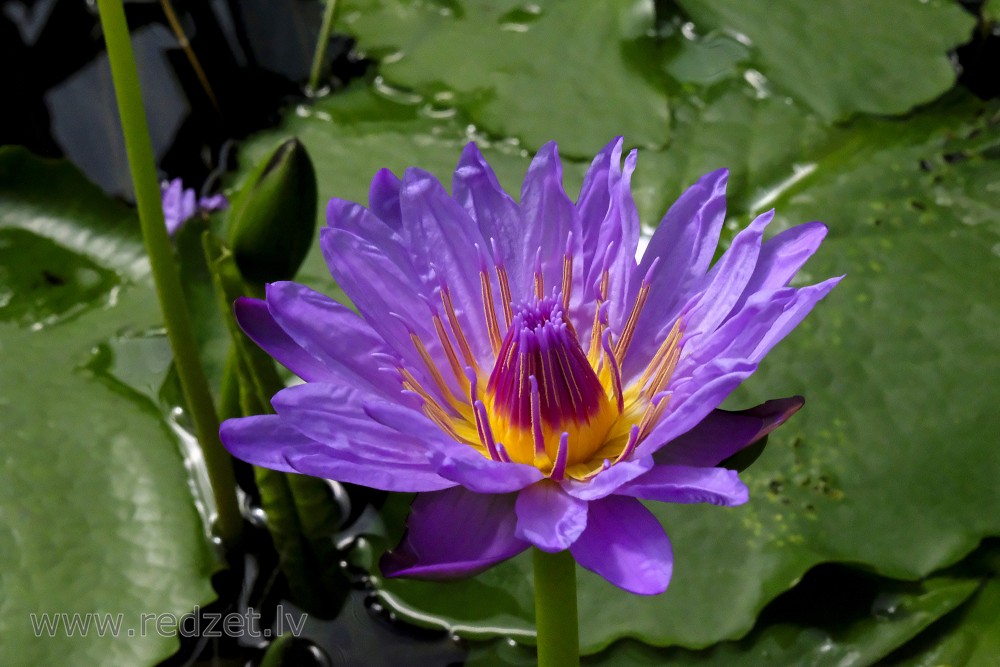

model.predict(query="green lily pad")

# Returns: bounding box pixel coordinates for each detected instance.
[464,569,981,665]
[672,0,974,121]
[985,0,1000,25]
[891,544,1000,666]
[0,148,218,665]
[337,0,670,158]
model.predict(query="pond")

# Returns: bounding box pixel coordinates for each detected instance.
[3,1,1000,666]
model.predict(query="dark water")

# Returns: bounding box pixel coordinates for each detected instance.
[1,0,366,199]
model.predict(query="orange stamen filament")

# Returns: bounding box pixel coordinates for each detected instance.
[440,286,478,370]
[479,269,503,354]
[614,281,651,362]
[638,392,671,440]
[647,345,681,400]
[496,264,514,327]
[399,368,468,443]
[432,314,470,395]
[637,318,683,390]
[587,269,610,363]
[409,332,466,412]
[561,253,573,311]
[600,330,624,414]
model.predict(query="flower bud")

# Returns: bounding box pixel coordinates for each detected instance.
[227,138,317,284]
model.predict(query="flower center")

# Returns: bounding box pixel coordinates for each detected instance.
[397,246,685,481]
[485,297,617,469]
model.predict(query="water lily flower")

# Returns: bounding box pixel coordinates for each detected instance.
[160,177,227,236]
[220,138,841,595]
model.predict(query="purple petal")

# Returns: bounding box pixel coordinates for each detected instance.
[360,398,543,492]
[559,455,654,501]
[262,281,402,396]
[678,288,795,372]
[180,187,197,224]
[324,204,467,394]
[618,465,749,506]
[452,142,526,296]
[219,414,309,473]
[576,137,620,255]
[570,496,672,595]
[732,221,828,313]
[514,481,588,552]
[635,359,759,459]
[750,275,844,362]
[681,209,773,341]
[519,142,577,294]
[368,168,403,229]
[398,167,492,358]
[327,197,401,246]
[320,227,448,378]
[654,396,804,467]
[222,414,453,491]
[621,169,729,379]
[284,447,454,492]
[594,146,640,332]
[270,383,435,467]
[429,445,545,493]
[233,297,341,384]
[381,488,529,579]
[198,193,228,213]
[161,178,185,235]
[359,397,549,494]
[644,168,729,282]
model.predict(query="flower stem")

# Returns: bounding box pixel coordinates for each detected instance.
[533,548,580,667]
[96,0,242,546]
[307,0,339,94]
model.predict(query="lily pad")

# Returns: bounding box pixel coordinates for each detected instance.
[671,0,974,121]
[464,569,981,665]
[337,0,670,158]
[0,148,218,665]
[891,544,1000,666]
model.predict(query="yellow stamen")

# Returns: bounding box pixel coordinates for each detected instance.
[587,301,604,364]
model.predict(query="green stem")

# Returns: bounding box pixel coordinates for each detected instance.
[533,548,580,667]
[96,0,242,546]
[307,0,339,94]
